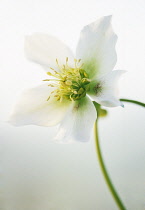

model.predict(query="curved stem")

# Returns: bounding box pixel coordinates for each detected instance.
[94,119,127,210]
[120,99,145,107]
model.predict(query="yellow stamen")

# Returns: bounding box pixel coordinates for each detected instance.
[43,58,90,102]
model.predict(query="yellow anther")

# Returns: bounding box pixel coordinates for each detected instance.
[50,67,55,70]
[43,79,50,81]
[48,84,55,87]
[65,80,72,85]
[47,96,50,101]
[47,72,52,76]
[56,96,61,101]
[82,78,90,85]
[50,68,58,74]
[50,90,55,94]
[84,72,88,77]
[73,91,77,94]
[56,58,61,69]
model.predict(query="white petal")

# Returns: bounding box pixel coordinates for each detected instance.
[76,16,117,79]
[9,84,72,126]
[54,97,97,143]
[88,70,126,107]
[25,33,74,71]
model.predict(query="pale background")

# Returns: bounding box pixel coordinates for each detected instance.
[0,0,145,209]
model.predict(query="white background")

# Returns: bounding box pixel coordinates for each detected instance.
[0,0,145,209]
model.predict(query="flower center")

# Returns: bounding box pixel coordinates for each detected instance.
[43,58,91,102]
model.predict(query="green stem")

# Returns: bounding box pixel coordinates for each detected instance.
[94,119,127,210]
[120,99,145,107]
[93,98,144,209]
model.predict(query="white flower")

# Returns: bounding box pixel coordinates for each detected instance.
[10,16,125,142]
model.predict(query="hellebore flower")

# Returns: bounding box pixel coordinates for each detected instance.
[10,16,125,142]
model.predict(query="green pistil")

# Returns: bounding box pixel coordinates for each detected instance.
[65,71,90,101]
